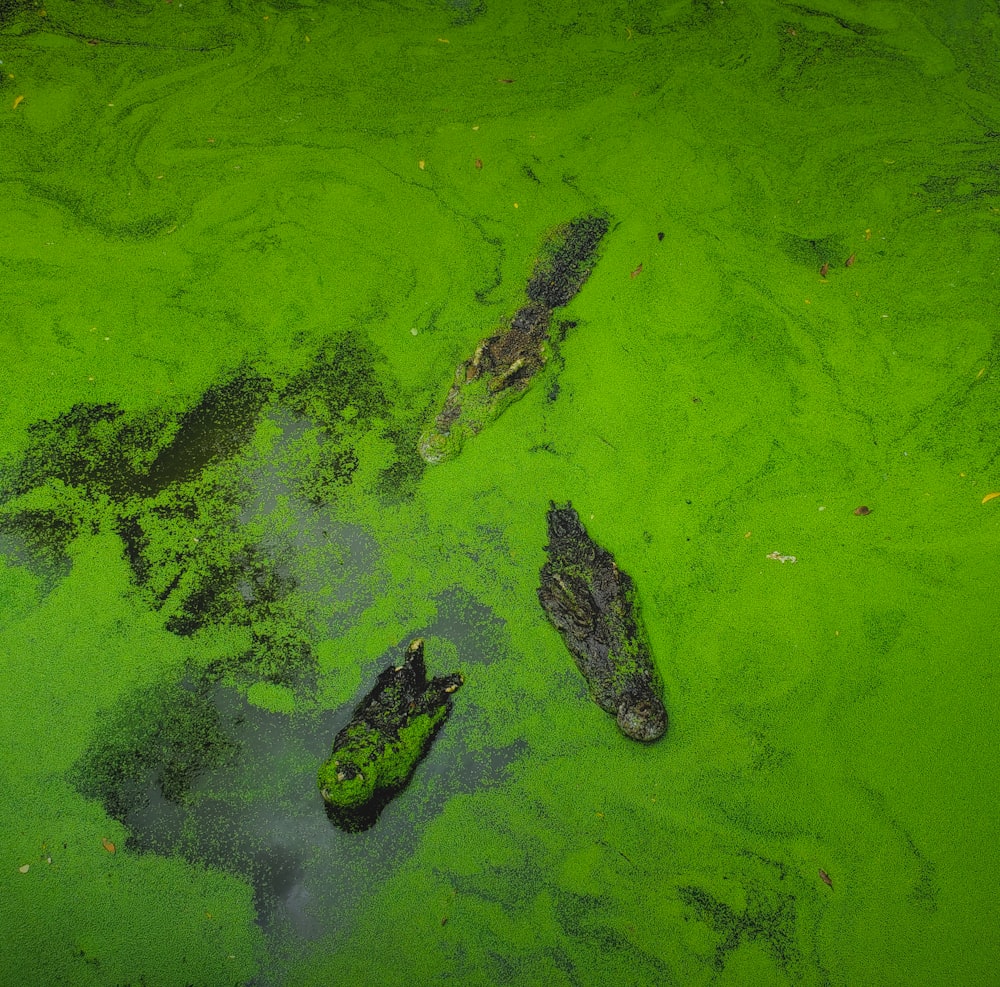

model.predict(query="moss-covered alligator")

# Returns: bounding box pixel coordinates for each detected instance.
[418,213,609,464]
[538,502,667,743]
[318,638,463,831]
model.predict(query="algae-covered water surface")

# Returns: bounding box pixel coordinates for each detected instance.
[2,1,998,983]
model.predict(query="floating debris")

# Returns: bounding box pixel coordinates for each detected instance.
[819,868,833,888]
[18,864,30,874]
[853,505,872,516]
[982,492,1000,505]
[101,837,116,854]
[766,551,797,564]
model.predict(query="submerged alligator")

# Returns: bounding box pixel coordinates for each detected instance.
[418,213,609,464]
[318,638,463,832]
[538,502,667,743]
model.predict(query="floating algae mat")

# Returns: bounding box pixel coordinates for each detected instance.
[2,0,999,984]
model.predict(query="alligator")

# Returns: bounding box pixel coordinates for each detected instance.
[318,638,463,831]
[418,213,609,464]
[537,502,667,742]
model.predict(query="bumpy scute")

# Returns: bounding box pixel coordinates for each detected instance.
[318,639,463,831]
[538,502,667,743]
[419,214,609,464]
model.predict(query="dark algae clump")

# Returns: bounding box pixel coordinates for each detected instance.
[538,502,667,742]
[318,638,463,832]
[0,347,423,688]
[0,400,169,502]
[419,214,609,464]
[279,331,399,503]
[678,884,799,974]
[72,678,237,824]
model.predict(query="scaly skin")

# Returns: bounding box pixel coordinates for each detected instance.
[538,502,667,743]
[419,215,609,464]
[318,639,462,831]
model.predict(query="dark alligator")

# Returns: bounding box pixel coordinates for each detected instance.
[318,638,463,831]
[419,213,609,464]
[538,502,667,743]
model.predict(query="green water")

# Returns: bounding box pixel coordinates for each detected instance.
[2,0,998,983]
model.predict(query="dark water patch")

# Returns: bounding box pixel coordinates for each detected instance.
[294,439,360,507]
[239,426,385,634]
[0,342,414,619]
[135,367,271,498]
[0,508,77,586]
[226,616,319,691]
[0,368,270,599]
[116,512,157,596]
[296,521,381,629]
[0,366,269,517]
[165,543,297,636]
[0,0,27,27]
[119,465,323,688]
[426,585,509,666]
[73,671,525,955]
[174,545,319,689]
[446,0,487,28]
[115,466,246,601]
[275,332,416,506]
[280,332,388,433]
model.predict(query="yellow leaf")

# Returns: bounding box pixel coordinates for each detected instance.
[982,492,1000,504]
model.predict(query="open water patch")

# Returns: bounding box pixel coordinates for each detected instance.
[70,646,525,955]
